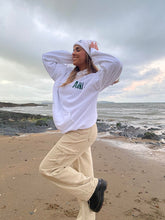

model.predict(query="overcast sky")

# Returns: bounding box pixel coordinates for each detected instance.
[0,0,165,103]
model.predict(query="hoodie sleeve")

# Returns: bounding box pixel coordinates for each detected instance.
[91,48,123,91]
[42,50,73,81]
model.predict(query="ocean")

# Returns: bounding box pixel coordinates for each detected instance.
[1,102,165,163]
[97,102,165,133]
[1,102,165,134]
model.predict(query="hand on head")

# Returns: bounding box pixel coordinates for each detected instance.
[90,41,99,50]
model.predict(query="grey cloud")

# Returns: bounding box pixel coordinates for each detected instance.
[0,0,165,102]
[1,0,165,66]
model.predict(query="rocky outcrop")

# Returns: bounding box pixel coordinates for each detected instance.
[0,102,47,108]
[0,111,164,143]
[0,110,56,136]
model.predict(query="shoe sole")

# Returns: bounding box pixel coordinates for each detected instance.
[93,179,107,212]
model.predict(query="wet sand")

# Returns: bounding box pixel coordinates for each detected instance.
[0,132,165,220]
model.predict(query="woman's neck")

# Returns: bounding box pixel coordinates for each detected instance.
[78,64,87,71]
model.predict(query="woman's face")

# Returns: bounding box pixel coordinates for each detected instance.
[72,45,87,70]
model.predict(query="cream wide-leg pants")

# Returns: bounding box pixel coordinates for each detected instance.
[39,123,98,220]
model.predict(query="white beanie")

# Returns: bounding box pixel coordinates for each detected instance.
[74,40,92,56]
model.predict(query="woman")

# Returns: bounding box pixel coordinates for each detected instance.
[39,40,122,220]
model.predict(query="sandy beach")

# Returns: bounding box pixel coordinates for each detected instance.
[0,132,165,220]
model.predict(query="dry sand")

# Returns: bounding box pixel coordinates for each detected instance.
[0,132,165,220]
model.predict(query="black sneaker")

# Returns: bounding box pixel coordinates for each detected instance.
[88,178,107,212]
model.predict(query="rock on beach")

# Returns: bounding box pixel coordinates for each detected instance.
[0,110,56,136]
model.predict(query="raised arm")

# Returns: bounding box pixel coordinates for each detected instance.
[90,42,122,91]
[42,50,73,81]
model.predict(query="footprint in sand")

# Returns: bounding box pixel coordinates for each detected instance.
[125,197,165,219]
[98,154,102,159]
[104,169,108,172]
[134,198,141,203]
[125,207,142,217]
[45,203,79,218]
[115,192,121,198]
[45,203,62,211]
[125,208,156,219]
[64,208,79,217]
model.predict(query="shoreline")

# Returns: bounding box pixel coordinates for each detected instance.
[1,109,165,161]
[1,109,165,163]
[1,129,165,165]
[1,109,164,138]
[0,132,165,220]
[98,134,165,165]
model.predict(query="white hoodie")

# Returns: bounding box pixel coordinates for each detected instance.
[42,48,122,133]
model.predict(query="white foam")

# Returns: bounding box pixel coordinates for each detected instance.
[97,135,165,164]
